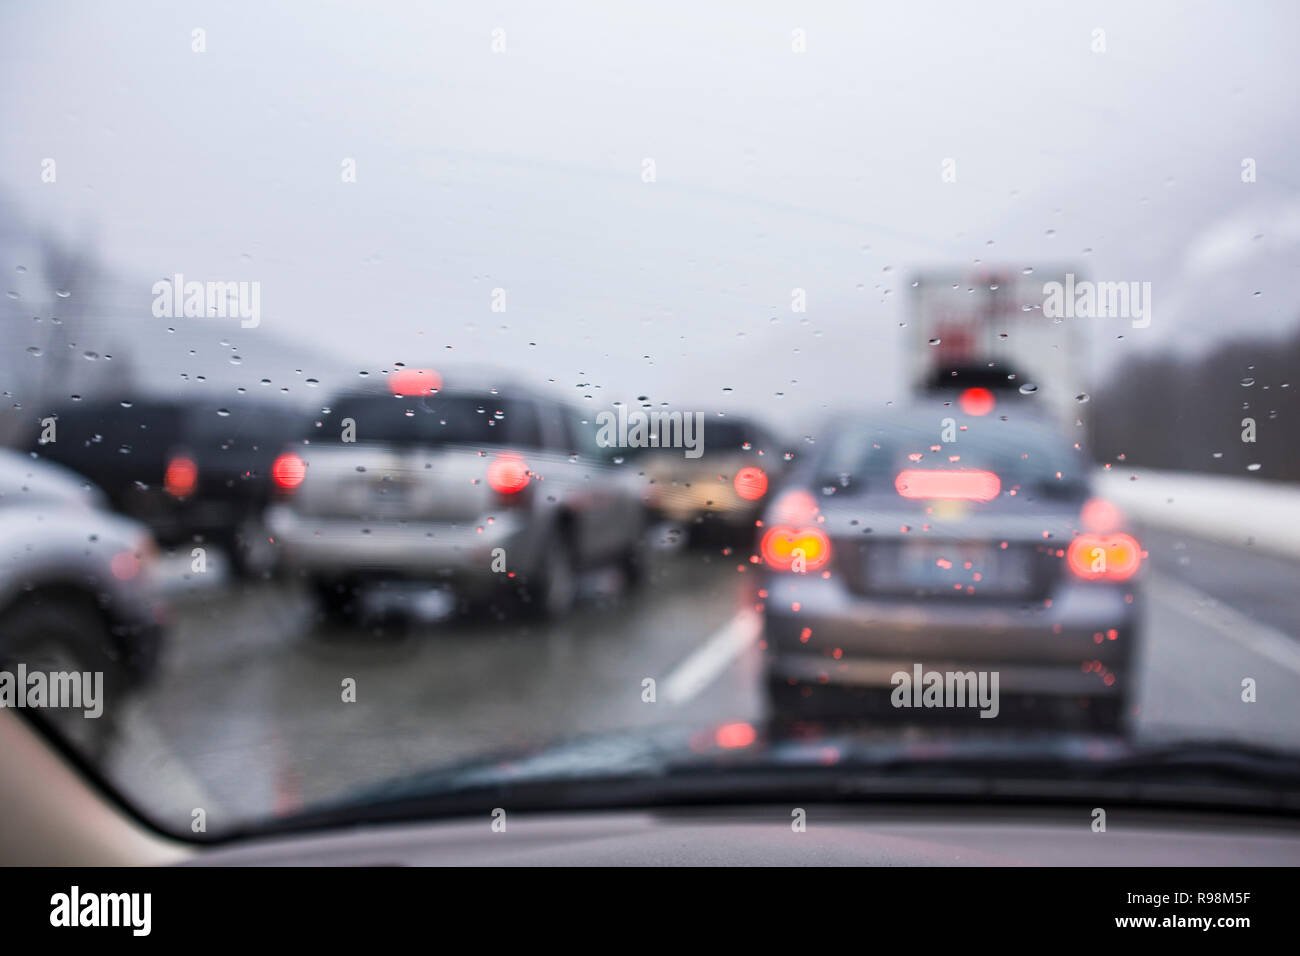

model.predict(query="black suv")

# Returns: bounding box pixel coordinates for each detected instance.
[27,395,304,577]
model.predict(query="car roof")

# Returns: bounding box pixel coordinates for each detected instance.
[824,402,1071,439]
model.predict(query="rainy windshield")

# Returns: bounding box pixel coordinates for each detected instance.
[312,395,544,448]
[814,415,1089,499]
[2,1,1299,838]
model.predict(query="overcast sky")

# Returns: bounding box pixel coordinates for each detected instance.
[3,0,1298,426]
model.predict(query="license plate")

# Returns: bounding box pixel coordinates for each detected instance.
[873,541,1032,595]
[368,478,410,506]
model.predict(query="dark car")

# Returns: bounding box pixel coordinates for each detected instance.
[758,406,1143,733]
[27,395,304,577]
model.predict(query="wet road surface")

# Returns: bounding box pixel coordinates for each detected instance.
[100,526,1300,833]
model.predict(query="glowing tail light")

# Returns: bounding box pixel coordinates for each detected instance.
[389,367,442,396]
[769,488,819,525]
[272,453,306,490]
[715,722,757,749]
[733,466,768,501]
[760,525,832,572]
[1079,497,1125,533]
[487,454,531,494]
[895,469,1001,502]
[958,386,996,416]
[110,550,141,581]
[164,456,198,498]
[1067,533,1142,581]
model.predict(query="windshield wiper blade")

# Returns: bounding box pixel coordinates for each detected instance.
[1092,741,1300,784]
[230,730,1300,841]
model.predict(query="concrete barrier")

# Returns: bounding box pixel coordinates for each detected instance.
[1094,468,1300,561]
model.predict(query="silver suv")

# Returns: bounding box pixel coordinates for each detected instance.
[0,450,165,752]
[266,374,649,622]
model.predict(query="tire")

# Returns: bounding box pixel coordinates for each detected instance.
[765,672,805,725]
[226,515,279,581]
[0,590,128,757]
[619,505,655,593]
[620,540,648,592]
[520,533,578,620]
[309,576,363,627]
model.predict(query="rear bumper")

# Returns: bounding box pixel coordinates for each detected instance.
[762,573,1139,697]
[119,492,260,545]
[266,505,538,592]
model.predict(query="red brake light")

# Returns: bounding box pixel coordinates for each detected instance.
[389,367,442,396]
[487,454,530,494]
[760,525,832,572]
[1067,533,1142,581]
[715,722,757,749]
[111,550,141,581]
[733,466,768,501]
[272,453,306,490]
[770,488,819,525]
[895,469,1001,502]
[164,456,198,498]
[959,387,996,416]
[1079,497,1125,533]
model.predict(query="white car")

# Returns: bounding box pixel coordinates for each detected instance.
[0,450,165,700]
[267,374,650,622]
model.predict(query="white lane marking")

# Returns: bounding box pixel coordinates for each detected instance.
[662,609,763,705]
[1148,570,1300,676]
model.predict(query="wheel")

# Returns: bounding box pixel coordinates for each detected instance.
[309,576,363,627]
[620,506,654,592]
[0,590,128,757]
[520,533,577,620]
[226,515,279,580]
[620,540,648,592]
[765,671,805,724]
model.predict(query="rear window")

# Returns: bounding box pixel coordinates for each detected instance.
[815,418,1087,499]
[34,402,186,475]
[310,394,544,448]
[187,404,304,454]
